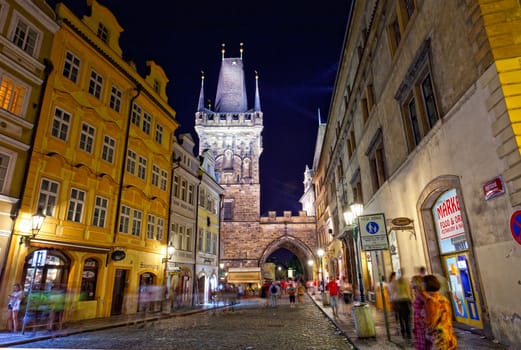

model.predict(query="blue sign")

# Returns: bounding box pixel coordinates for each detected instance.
[366,221,379,234]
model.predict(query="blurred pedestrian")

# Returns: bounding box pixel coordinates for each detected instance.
[394,269,412,339]
[287,283,296,308]
[411,275,431,350]
[7,283,23,333]
[327,278,339,317]
[269,281,280,308]
[297,282,305,304]
[423,275,457,350]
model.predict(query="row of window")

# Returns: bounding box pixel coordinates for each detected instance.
[172,174,220,215]
[62,51,166,144]
[37,177,164,241]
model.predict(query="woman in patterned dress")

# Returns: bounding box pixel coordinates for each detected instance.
[411,275,431,350]
[423,275,457,350]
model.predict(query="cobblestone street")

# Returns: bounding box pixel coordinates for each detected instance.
[10,297,353,350]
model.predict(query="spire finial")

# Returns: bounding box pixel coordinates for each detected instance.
[254,69,261,111]
[201,70,205,80]
[197,70,206,111]
[240,42,244,59]
[255,70,258,80]
[221,43,225,61]
[207,99,212,109]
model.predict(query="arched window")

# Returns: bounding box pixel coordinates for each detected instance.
[80,258,99,301]
[22,249,70,293]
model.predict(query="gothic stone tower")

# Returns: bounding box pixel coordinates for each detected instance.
[195,45,263,270]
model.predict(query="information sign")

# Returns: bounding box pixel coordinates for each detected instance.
[358,213,389,251]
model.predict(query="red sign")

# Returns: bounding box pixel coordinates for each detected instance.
[509,210,521,245]
[483,176,504,201]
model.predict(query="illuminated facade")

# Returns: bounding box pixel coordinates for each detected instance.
[1,0,177,327]
[316,0,521,346]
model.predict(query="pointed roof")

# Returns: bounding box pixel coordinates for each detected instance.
[197,71,205,111]
[254,70,261,111]
[215,49,248,112]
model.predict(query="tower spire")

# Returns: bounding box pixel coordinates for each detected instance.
[254,70,261,111]
[317,108,322,124]
[240,42,244,59]
[197,70,205,111]
[221,43,225,61]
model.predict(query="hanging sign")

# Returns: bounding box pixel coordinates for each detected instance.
[358,213,389,251]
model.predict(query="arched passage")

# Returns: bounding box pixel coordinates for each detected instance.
[259,235,316,282]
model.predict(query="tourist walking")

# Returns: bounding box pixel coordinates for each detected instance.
[7,283,23,333]
[423,274,457,350]
[269,281,280,308]
[411,275,431,350]
[287,283,296,308]
[327,278,339,317]
[394,270,412,339]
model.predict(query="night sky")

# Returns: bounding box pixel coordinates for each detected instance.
[46,0,349,215]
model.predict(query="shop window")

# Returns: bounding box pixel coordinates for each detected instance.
[22,249,70,294]
[80,258,98,301]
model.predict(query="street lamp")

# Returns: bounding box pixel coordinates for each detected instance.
[317,248,325,300]
[343,202,365,302]
[20,207,45,245]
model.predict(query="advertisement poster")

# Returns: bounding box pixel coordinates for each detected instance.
[433,189,467,254]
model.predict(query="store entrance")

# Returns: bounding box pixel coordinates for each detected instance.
[442,252,483,328]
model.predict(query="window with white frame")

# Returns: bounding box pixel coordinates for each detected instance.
[156,218,164,241]
[171,223,179,249]
[92,196,108,227]
[138,156,147,180]
[119,205,130,233]
[185,227,192,251]
[142,112,151,134]
[147,214,155,239]
[152,165,160,187]
[88,70,103,99]
[67,188,85,222]
[131,102,141,127]
[198,228,204,252]
[11,14,40,56]
[0,74,27,116]
[131,209,142,236]
[79,122,95,153]
[0,148,16,193]
[37,178,59,217]
[51,107,71,141]
[101,135,115,163]
[173,175,179,197]
[199,188,206,207]
[62,51,80,83]
[126,149,136,174]
[212,233,217,255]
[180,180,187,201]
[205,231,211,253]
[109,85,121,112]
[178,225,185,249]
[188,184,194,205]
[155,123,163,144]
[160,169,167,191]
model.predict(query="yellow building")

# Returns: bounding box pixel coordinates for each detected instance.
[1,0,177,329]
[0,0,58,287]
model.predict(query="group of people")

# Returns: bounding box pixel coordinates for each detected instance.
[267,279,305,308]
[388,267,457,350]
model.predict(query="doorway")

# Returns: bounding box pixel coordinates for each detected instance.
[110,269,127,315]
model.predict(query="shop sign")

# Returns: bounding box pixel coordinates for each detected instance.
[391,217,412,226]
[111,250,126,261]
[483,176,505,201]
[433,189,464,241]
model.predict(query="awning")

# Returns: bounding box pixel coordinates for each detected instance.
[227,267,262,284]
[30,238,111,254]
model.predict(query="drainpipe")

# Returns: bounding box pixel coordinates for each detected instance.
[0,59,53,285]
[112,85,142,245]
[192,173,202,306]
[164,152,181,310]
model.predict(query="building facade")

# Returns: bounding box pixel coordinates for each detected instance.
[0,0,58,289]
[1,0,177,328]
[315,0,521,345]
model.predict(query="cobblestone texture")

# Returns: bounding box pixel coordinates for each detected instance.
[12,298,353,350]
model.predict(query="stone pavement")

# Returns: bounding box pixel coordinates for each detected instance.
[309,293,511,349]
[0,294,513,349]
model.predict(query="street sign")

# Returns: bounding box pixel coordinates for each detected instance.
[509,210,521,245]
[358,213,389,251]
